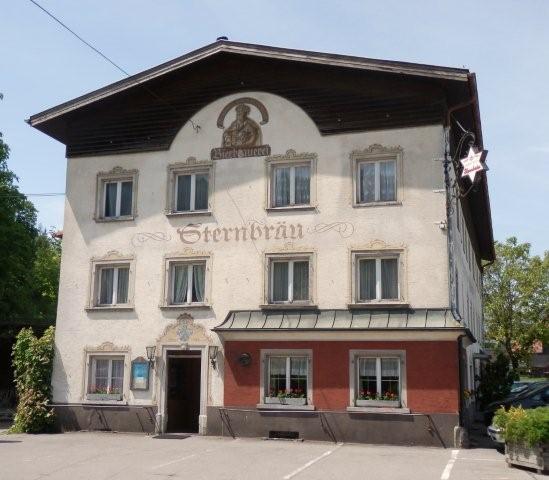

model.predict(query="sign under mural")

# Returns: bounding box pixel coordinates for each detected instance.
[211,97,271,160]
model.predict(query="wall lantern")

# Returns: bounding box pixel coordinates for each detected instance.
[238,352,251,366]
[146,345,156,368]
[209,345,219,369]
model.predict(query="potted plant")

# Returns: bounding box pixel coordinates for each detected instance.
[493,406,548,474]
[86,387,123,401]
[265,389,307,406]
[356,390,400,408]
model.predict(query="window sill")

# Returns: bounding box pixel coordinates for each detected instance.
[94,215,135,223]
[257,403,315,411]
[347,406,410,414]
[266,205,317,213]
[86,306,134,312]
[353,201,402,209]
[166,210,212,218]
[160,304,211,310]
[348,302,409,310]
[260,304,319,311]
[83,398,128,406]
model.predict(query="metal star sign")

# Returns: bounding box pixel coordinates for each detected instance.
[460,147,488,182]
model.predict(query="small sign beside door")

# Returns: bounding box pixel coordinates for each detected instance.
[131,357,150,390]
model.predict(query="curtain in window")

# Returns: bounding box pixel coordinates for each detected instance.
[381,358,399,397]
[269,357,286,396]
[359,163,375,203]
[274,167,290,207]
[290,357,308,395]
[292,261,309,301]
[176,175,191,211]
[116,268,129,304]
[194,174,209,210]
[192,263,205,302]
[381,258,398,299]
[110,359,124,394]
[105,182,118,217]
[172,265,188,304]
[359,259,376,300]
[294,165,310,204]
[99,268,114,304]
[358,358,377,395]
[272,262,289,301]
[119,181,133,216]
[92,358,109,392]
[379,161,396,201]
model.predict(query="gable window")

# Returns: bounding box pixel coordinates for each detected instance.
[104,180,133,218]
[357,256,399,302]
[269,258,310,303]
[357,159,396,204]
[175,172,209,212]
[95,167,138,221]
[169,261,206,305]
[356,357,400,405]
[271,164,310,207]
[97,265,130,306]
[87,356,124,400]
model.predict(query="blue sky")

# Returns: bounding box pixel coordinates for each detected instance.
[1,0,548,255]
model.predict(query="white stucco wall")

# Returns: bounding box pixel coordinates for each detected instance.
[52,91,452,408]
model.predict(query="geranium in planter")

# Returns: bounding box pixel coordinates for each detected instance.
[86,386,123,401]
[356,390,400,407]
[494,406,549,474]
[265,389,307,405]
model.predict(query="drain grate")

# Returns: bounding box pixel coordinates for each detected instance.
[269,430,299,440]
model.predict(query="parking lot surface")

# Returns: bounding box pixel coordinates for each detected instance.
[0,431,544,480]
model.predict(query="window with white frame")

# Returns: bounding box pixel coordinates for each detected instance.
[175,172,209,212]
[102,179,134,218]
[169,261,206,305]
[265,355,309,401]
[355,356,401,404]
[87,356,124,397]
[271,163,310,207]
[269,257,310,303]
[96,265,130,306]
[357,159,396,204]
[356,255,399,302]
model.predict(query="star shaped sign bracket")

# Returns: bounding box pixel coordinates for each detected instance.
[460,147,488,183]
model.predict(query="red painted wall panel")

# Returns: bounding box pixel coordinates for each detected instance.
[223,341,459,414]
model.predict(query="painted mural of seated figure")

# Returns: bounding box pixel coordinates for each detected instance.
[222,103,262,148]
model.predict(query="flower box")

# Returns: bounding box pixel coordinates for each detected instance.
[265,397,307,406]
[86,393,123,401]
[356,399,400,408]
[505,442,548,474]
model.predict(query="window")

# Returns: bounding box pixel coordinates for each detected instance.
[267,356,308,399]
[349,351,406,408]
[175,172,209,212]
[87,356,124,398]
[356,256,399,302]
[271,164,310,207]
[103,180,133,218]
[357,159,396,204]
[97,265,130,306]
[269,258,310,303]
[95,167,138,221]
[169,261,206,305]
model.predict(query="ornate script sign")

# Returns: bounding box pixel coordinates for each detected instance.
[211,97,271,160]
[460,146,488,182]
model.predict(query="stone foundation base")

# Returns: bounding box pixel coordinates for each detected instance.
[207,406,459,447]
[53,404,158,433]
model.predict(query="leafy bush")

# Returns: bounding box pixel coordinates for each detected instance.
[10,327,56,433]
[477,352,516,410]
[494,406,549,447]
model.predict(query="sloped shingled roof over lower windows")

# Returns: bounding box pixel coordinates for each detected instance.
[215,308,463,331]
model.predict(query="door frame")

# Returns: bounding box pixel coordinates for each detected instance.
[158,344,208,434]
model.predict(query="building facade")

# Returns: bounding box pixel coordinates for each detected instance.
[29,41,494,446]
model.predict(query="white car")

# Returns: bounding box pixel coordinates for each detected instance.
[487,424,504,446]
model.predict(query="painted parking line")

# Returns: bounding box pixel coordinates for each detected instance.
[282,443,343,480]
[440,449,459,480]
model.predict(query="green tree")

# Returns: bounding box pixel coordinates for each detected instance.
[483,237,549,371]
[32,231,61,321]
